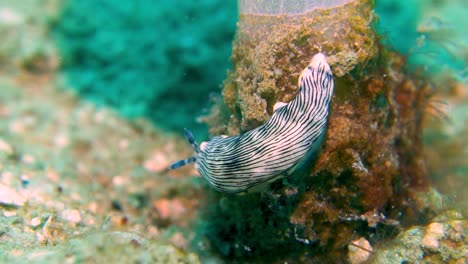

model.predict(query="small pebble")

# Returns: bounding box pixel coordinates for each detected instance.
[283,186,299,196]
[36,232,46,243]
[112,175,128,186]
[71,193,82,201]
[119,139,129,150]
[88,202,98,213]
[1,171,14,185]
[46,170,59,182]
[0,138,13,154]
[30,217,42,227]
[170,232,188,249]
[3,210,17,217]
[21,154,36,165]
[0,7,24,25]
[0,183,26,206]
[61,209,81,224]
[348,237,373,264]
[111,215,128,226]
[144,152,169,173]
[153,198,186,221]
[9,120,26,133]
[54,134,69,148]
[147,226,159,237]
[422,222,445,251]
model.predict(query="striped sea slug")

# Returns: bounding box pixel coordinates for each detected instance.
[170,53,334,194]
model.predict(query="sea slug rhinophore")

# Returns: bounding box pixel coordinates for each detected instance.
[170,53,334,194]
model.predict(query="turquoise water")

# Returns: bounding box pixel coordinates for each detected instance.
[53,0,237,138]
[375,0,466,82]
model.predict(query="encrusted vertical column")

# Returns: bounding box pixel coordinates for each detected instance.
[200,0,432,261]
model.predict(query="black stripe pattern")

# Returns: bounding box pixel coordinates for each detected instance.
[191,53,333,194]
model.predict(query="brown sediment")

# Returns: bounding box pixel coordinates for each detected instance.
[201,0,435,261]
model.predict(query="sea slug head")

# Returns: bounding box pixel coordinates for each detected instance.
[310,53,331,74]
[298,52,333,90]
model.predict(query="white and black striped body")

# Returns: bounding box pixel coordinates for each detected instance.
[171,53,334,194]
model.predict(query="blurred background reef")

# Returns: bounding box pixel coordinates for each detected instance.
[53,0,237,137]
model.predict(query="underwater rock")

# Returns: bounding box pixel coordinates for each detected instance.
[205,0,379,134]
[199,0,438,262]
[348,237,373,264]
[60,209,82,224]
[30,217,42,228]
[421,222,446,252]
[152,198,187,227]
[372,211,467,263]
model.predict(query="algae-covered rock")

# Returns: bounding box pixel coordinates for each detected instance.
[205,0,378,134]
[371,211,467,264]
[199,0,440,262]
